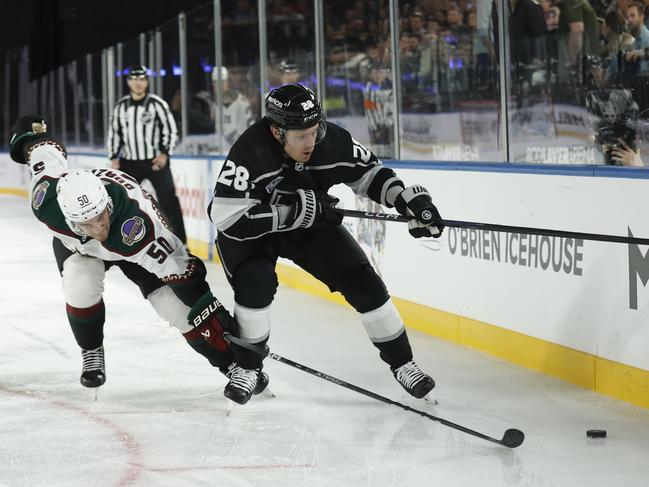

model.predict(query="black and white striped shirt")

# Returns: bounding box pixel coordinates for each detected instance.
[362,82,393,133]
[107,94,178,161]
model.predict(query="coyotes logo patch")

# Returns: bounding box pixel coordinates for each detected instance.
[121,216,146,246]
[32,181,50,210]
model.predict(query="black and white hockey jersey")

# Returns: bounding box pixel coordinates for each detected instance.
[209,118,405,241]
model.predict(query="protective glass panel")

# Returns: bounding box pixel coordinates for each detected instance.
[182,3,218,153]
[219,0,261,152]
[399,1,504,162]
[322,0,394,158]
[266,1,316,91]
[159,16,182,136]
[506,0,648,167]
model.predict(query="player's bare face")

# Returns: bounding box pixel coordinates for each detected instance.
[283,124,319,163]
[77,208,111,242]
[127,76,148,99]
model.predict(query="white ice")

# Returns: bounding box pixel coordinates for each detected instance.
[1,194,649,487]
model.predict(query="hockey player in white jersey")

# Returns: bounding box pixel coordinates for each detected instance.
[9,114,268,394]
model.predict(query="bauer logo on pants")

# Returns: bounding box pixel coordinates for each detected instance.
[121,216,146,246]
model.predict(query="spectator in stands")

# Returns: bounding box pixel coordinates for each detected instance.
[445,4,470,34]
[540,0,561,32]
[510,0,548,66]
[621,2,649,73]
[210,66,255,146]
[556,0,599,80]
[617,0,632,17]
[409,10,428,37]
[591,11,625,86]
[399,30,422,93]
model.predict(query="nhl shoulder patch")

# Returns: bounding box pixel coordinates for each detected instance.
[32,180,50,210]
[120,216,146,246]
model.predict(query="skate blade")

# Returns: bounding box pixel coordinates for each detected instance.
[225,398,249,416]
[226,398,234,416]
[423,394,439,406]
[81,386,100,402]
[260,386,276,399]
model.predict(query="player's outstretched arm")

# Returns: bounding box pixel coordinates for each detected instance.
[9,114,68,180]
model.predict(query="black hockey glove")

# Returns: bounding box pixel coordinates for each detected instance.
[184,292,237,353]
[9,114,51,164]
[394,185,444,238]
[285,189,343,230]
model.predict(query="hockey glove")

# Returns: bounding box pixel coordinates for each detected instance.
[9,115,51,164]
[394,185,444,238]
[284,189,343,230]
[184,292,237,353]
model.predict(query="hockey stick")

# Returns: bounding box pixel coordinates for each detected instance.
[224,333,524,448]
[339,208,649,246]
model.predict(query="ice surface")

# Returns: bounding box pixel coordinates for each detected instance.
[1,194,648,487]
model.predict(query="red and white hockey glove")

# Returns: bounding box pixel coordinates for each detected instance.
[183,292,236,353]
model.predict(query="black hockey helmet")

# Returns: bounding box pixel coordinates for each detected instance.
[126,65,149,79]
[278,59,299,74]
[9,114,49,164]
[265,83,326,143]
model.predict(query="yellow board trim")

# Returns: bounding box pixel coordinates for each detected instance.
[273,262,649,410]
[186,238,210,260]
[0,188,29,197]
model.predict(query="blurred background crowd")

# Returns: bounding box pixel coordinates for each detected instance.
[2,0,649,166]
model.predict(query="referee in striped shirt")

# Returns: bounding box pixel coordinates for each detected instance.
[107,65,186,244]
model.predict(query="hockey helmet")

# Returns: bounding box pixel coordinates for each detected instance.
[57,170,111,223]
[126,65,149,79]
[212,65,228,82]
[9,114,48,164]
[278,60,299,74]
[265,83,326,142]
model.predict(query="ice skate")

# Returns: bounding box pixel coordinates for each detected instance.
[80,346,105,388]
[392,360,435,399]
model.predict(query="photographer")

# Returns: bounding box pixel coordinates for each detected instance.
[586,88,640,164]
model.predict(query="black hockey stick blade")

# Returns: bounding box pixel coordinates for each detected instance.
[338,208,649,246]
[224,333,524,448]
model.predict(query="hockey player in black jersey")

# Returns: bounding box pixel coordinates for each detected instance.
[9,115,268,394]
[209,83,444,405]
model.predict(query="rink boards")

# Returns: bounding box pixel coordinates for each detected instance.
[2,152,648,409]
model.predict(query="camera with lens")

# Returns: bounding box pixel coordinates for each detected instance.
[593,118,637,165]
[585,88,639,165]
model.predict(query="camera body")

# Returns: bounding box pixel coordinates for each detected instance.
[585,88,639,165]
[593,119,637,165]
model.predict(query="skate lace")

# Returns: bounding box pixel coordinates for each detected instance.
[229,366,259,393]
[395,361,426,389]
[81,346,104,372]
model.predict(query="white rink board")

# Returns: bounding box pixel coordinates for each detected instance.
[3,152,649,371]
[171,158,216,246]
[0,153,29,190]
[334,169,649,371]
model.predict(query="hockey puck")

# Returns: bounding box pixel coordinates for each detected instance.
[586,429,607,438]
